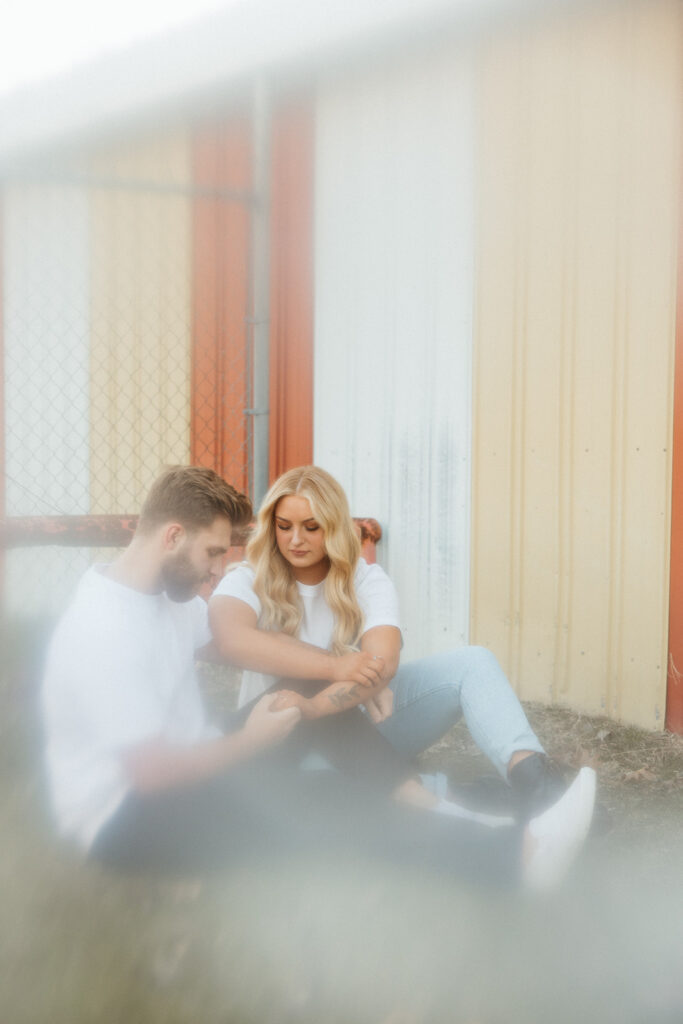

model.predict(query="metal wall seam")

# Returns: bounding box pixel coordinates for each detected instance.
[0,199,4,609]
[665,11,683,732]
[268,97,314,483]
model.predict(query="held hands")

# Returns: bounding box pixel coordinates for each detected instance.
[269,689,318,720]
[242,693,302,751]
[329,650,385,687]
[271,681,395,722]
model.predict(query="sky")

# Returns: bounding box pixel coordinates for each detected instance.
[0,0,240,97]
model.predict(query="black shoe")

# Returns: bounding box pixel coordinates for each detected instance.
[508,753,568,822]
[509,753,612,835]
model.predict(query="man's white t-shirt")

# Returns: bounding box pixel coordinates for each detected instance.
[42,565,219,850]
[212,559,402,706]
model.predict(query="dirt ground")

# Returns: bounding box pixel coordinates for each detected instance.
[2,622,682,1024]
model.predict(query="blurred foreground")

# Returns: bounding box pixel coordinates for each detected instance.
[2,620,682,1023]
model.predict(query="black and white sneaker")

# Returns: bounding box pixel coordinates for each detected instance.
[523,766,597,890]
[508,752,570,821]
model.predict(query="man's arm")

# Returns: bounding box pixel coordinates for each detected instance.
[209,596,384,687]
[271,626,402,721]
[121,694,301,793]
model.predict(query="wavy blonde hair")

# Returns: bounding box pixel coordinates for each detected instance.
[247,466,363,654]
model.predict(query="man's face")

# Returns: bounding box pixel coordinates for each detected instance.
[161,517,232,602]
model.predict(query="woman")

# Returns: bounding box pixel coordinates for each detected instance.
[209,466,596,888]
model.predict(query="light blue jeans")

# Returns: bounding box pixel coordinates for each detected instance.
[378,646,545,779]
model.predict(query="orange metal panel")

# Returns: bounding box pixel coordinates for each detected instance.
[666,122,683,734]
[191,115,251,494]
[269,99,314,481]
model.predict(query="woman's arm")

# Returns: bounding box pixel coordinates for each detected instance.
[359,624,401,723]
[209,595,384,688]
[360,624,401,680]
[271,626,402,721]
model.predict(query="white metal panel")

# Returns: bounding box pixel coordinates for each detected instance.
[314,49,474,658]
[3,184,91,616]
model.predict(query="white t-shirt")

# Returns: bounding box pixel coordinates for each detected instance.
[41,565,218,850]
[212,559,402,705]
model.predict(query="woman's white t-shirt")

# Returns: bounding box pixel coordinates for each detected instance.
[212,559,402,706]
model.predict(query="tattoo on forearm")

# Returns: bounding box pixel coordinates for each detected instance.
[327,684,363,709]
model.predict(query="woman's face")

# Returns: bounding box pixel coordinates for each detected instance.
[274,494,329,584]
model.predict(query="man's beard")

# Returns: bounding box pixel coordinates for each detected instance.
[161,550,208,602]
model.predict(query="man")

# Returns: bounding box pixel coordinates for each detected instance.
[42,466,307,868]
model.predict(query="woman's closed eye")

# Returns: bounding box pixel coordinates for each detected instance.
[275,519,320,533]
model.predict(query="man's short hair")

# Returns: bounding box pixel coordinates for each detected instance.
[138,466,252,535]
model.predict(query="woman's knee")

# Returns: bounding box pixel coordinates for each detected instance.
[447,644,502,676]
[392,645,505,712]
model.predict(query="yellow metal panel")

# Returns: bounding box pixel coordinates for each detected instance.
[89,133,192,514]
[472,1,682,729]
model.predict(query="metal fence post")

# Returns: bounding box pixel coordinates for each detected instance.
[247,76,271,506]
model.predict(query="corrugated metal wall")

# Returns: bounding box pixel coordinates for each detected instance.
[314,51,475,658]
[90,134,192,514]
[3,0,681,729]
[2,133,197,615]
[472,0,682,729]
[313,0,682,728]
[2,183,92,613]
[2,106,279,618]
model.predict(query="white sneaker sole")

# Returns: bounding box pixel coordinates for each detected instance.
[523,766,597,890]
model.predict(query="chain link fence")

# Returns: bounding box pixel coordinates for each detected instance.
[2,145,255,620]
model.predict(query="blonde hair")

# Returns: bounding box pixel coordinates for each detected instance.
[247,466,363,654]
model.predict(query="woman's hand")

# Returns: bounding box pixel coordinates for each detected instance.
[364,687,395,724]
[329,650,385,687]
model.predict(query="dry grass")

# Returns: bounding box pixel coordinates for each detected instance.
[524,702,683,789]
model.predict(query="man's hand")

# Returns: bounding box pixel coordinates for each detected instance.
[364,687,394,724]
[242,693,302,751]
[122,694,301,794]
[329,650,385,687]
[269,689,319,720]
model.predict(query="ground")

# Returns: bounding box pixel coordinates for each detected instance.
[2,623,682,1024]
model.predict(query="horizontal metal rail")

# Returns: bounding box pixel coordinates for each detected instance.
[0,514,382,561]
[1,170,258,204]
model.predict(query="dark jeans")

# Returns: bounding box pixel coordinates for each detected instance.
[226,679,413,798]
[92,687,523,885]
